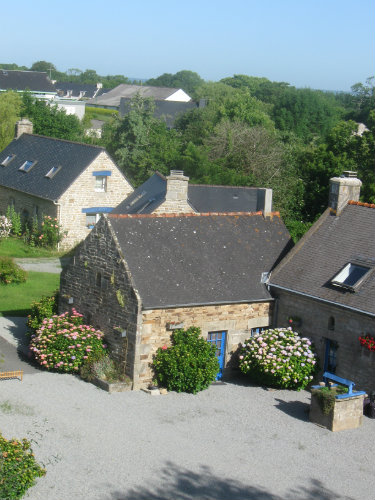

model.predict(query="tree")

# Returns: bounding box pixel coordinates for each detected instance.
[21,92,83,141]
[102,95,181,185]
[0,91,22,149]
[31,60,56,74]
[146,70,204,95]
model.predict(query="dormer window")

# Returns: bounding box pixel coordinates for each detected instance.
[19,160,36,172]
[331,263,370,291]
[1,154,16,166]
[45,166,61,179]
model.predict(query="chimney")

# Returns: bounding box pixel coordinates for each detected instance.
[263,188,273,217]
[165,170,189,203]
[15,119,33,139]
[329,171,362,215]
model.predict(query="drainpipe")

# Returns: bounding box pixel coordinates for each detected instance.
[53,200,62,251]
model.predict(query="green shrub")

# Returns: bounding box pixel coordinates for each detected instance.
[0,433,46,499]
[39,215,65,248]
[80,352,130,383]
[0,257,27,285]
[6,206,22,237]
[313,385,348,415]
[27,292,59,335]
[29,309,107,373]
[152,327,219,394]
[239,327,317,390]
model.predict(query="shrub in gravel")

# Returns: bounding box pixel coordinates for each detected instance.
[153,327,219,394]
[27,292,59,335]
[239,327,317,390]
[80,352,130,383]
[0,256,27,285]
[29,309,107,373]
[0,433,46,499]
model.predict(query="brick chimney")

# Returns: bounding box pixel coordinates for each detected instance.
[153,170,193,214]
[15,119,33,139]
[329,171,362,215]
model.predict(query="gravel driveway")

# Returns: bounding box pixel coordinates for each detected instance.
[0,362,373,500]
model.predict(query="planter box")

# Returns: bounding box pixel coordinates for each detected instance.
[91,377,132,393]
[310,391,365,431]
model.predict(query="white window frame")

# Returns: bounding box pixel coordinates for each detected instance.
[86,213,101,228]
[95,176,107,192]
[331,262,370,290]
[19,160,36,172]
[1,154,16,166]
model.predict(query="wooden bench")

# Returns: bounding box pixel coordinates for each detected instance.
[322,371,366,399]
[0,370,23,381]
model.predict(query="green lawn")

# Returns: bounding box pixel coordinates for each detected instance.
[0,237,69,258]
[0,271,60,316]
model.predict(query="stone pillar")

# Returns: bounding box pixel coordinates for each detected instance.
[15,119,33,139]
[165,170,189,203]
[329,171,362,215]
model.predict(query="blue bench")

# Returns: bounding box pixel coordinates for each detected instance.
[320,372,366,399]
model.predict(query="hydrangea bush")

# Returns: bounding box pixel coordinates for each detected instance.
[29,309,107,373]
[0,215,12,239]
[239,327,317,390]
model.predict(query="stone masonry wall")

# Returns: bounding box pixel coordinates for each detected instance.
[0,186,57,221]
[134,301,273,389]
[273,289,375,393]
[58,151,133,248]
[59,217,141,381]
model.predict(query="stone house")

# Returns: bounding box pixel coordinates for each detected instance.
[0,120,133,248]
[59,210,292,389]
[268,172,375,392]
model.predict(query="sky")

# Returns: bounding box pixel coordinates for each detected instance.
[2,0,374,91]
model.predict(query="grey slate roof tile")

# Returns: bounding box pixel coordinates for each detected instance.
[0,70,55,92]
[0,134,105,201]
[112,172,268,214]
[109,213,292,309]
[269,203,375,315]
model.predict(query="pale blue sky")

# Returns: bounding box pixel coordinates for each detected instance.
[3,0,374,91]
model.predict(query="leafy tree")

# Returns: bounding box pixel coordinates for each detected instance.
[0,91,22,149]
[146,70,204,95]
[102,95,181,185]
[0,62,28,70]
[21,92,83,141]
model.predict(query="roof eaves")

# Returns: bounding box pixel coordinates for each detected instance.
[108,211,272,219]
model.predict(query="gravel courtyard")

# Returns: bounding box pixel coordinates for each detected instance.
[0,363,373,500]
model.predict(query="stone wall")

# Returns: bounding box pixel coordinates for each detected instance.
[310,392,364,431]
[58,151,133,248]
[135,301,273,389]
[272,289,375,392]
[59,216,141,380]
[0,186,57,221]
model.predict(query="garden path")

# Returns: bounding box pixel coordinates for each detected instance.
[14,257,71,274]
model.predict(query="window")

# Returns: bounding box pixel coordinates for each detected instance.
[1,154,16,166]
[19,160,36,172]
[331,263,370,290]
[45,166,61,179]
[328,317,335,331]
[250,327,268,337]
[86,213,100,228]
[95,176,107,192]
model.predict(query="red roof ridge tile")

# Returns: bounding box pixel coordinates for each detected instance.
[348,200,375,209]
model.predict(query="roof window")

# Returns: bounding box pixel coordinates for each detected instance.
[1,154,16,166]
[45,166,61,179]
[19,160,36,172]
[331,263,370,291]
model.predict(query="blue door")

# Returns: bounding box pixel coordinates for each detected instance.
[207,331,226,380]
[324,339,338,373]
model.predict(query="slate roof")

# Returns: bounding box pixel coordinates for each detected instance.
[88,84,190,107]
[269,203,375,316]
[112,172,268,215]
[120,98,198,127]
[108,212,292,309]
[55,82,109,99]
[0,70,56,93]
[0,134,106,201]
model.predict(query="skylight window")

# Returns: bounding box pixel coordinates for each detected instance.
[1,154,15,166]
[45,166,61,179]
[19,160,36,172]
[331,263,370,290]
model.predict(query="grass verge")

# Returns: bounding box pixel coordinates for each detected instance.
[0,271,60,317]
[0,237,72,258]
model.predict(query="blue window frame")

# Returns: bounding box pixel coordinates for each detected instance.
[324,339,338,373]
[207,331,226,380]
[250,327,268,337]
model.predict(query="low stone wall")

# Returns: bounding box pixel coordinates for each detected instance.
[310,392,365,431]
